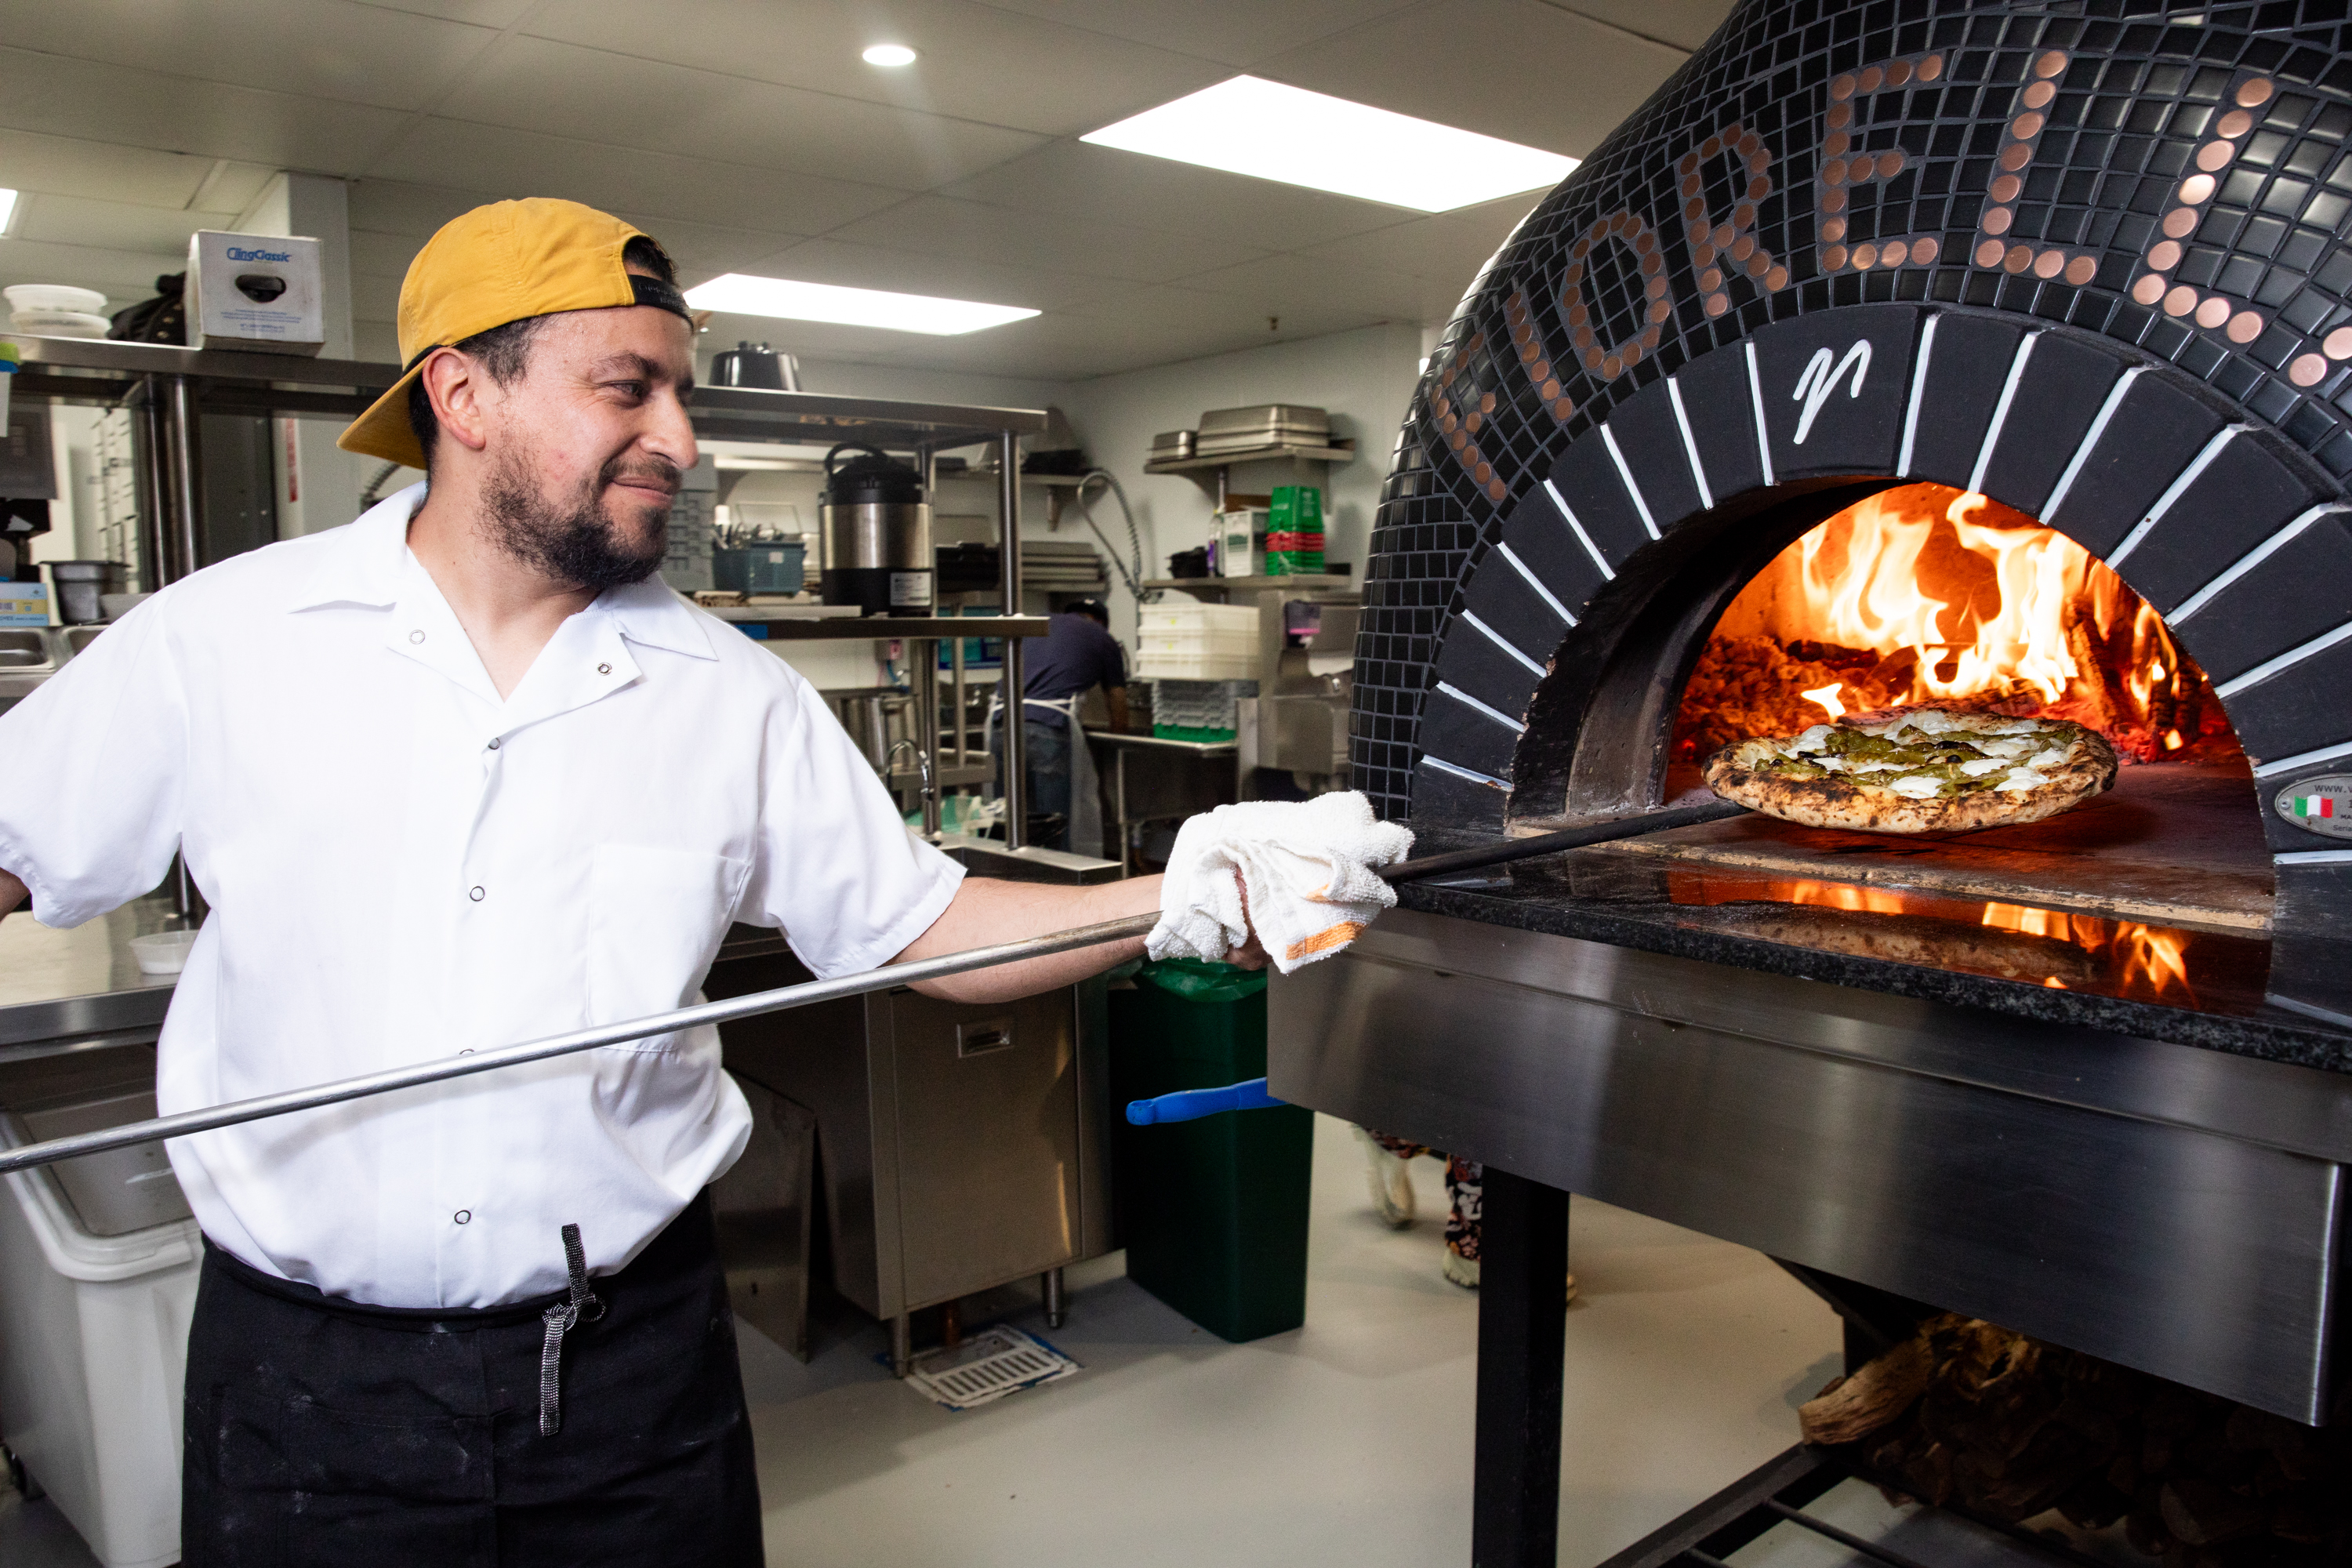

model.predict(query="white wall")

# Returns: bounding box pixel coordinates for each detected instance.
[1054,322,1425,641]
[236,172,368,537]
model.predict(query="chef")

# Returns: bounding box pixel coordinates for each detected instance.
[0,199,1285,1562]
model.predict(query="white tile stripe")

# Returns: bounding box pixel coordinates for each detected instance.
[1494,542,1577,626]
[1434,680,1527,734]
[2170,504,2347,626]
[2216,615,2352,699]
[2042,365,2143,524]
[1743,339,1777,488]
[1461,609,1548,677]
[1968,331,2040,495]
[2277,849,2352,866]
[1601,424,1661,539]
[1539,479,1616,580]
[2107,425,2242,570]
[1422,754,1510,789]
[1666,376,1715,512]
[2254,737,2352,779]
[1896,311,1940,477]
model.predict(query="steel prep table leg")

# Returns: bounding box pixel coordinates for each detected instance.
[1473,1170,1570,1567]
[996,430,1025,850]
[1041,1266,1065,1328]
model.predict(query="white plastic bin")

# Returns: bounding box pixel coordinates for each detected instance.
[0,1093,200,1568]
[1134,603,1261,680]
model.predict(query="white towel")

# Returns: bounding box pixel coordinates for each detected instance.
[1146,793,1415,974]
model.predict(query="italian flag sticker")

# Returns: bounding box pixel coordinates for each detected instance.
[2293,795,2336,818]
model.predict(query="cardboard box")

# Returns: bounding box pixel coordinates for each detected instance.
[0,581,49,626]
[187,230,325,354]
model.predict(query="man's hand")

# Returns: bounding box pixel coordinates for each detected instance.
[0,867,25,920]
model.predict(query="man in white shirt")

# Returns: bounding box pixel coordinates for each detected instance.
[0,198,1260,1563]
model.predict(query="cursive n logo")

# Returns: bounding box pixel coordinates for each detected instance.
[1791,340,1872,444]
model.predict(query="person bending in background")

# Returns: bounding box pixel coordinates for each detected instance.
[1356,1128,1578,1301]
[995,597,1127,853]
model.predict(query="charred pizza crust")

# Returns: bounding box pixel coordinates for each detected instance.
[1701,709,2118,834]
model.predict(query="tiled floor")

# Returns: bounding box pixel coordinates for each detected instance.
[2,1113,1850,1567]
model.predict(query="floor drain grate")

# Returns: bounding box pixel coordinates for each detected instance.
[900,1325,1080,1410]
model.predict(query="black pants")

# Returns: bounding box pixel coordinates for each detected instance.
[181,1194,761,1566]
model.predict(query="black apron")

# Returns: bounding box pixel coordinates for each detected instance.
[181,1192,761,1566]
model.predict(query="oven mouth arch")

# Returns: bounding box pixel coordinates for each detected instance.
[1410,307,2352,929]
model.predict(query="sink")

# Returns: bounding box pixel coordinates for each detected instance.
[59,626,106,658]
[937,836,1123,885]
[0,631,51,670]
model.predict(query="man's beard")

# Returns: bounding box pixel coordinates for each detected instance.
[482,446,674,593]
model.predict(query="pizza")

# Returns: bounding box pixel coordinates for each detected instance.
[1700,708,2119,834]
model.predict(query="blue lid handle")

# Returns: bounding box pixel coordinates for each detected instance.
[1125,1077,1284,1125]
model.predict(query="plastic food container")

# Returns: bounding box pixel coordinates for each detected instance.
[10,310,112,338]
[4,285,107,315]
[128,931,196,976]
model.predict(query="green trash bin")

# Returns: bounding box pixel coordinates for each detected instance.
[1109,958,1314,1342]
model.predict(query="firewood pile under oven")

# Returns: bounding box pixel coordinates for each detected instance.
[1800,1315,2352,1564]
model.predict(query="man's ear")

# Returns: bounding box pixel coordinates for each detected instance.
[421,348,494,459]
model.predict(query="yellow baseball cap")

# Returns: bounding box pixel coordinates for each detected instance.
[338,198,691,471]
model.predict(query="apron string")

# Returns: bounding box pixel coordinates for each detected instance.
[538,1222,604,1436]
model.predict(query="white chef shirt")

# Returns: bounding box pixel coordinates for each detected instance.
[0,483,963,1308]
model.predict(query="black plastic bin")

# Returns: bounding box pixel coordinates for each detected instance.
[1109,960,1314,1342]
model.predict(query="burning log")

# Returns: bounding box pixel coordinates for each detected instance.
[1796,1314,2352,1563]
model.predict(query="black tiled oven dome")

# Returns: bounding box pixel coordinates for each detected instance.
[1356,0,2352,928]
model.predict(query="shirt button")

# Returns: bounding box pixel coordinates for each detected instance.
[454,1210,471,1225]
[409,630,426,644]
[487,738,501,750]
[597,662,612,675]
[468,886,485,902]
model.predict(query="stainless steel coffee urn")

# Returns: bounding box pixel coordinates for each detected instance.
[820,442,933,615]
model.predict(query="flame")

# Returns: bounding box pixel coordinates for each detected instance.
[1677,481,2231,764]
[1982,901,2194,1002]
[2045,976,2067,988]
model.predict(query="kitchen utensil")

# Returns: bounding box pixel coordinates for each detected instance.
[820,441,932,615]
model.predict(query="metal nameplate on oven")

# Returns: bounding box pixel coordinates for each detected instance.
[2272,774,2352,839]
[956,1017,1017,1057]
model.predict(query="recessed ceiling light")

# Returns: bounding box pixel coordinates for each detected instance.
[683,274,1038,336]
[0,189,16,233]
[1082,76,1578,213]
[862,43,918,67]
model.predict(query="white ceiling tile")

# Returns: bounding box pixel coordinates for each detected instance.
[0,129,220,209]
[1,0,503,114]
[931,142,1414,252]
[1171,249,1457,323]
[363,119,901,234]
[1258,0,1686,158]
[349,0,539,24]
[734,235,1130,314]
[11,194,214,256]
[1062,282,1385,345]
[433,36,1047,191]
[609,215,818,283]
[1300,194,1536,282]
[1534,0,1733,53]
[975,0,1427,67]
[0,48,411,172]
[525,0,1228,140]
[825,195,1269,284]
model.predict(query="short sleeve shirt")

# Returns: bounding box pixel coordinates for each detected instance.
[0,485,963,1308]
[1022,612,1127,705]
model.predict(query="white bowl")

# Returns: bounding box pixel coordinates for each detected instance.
[5,285,107,314]
[10,310,111,338]
[129,930,198,976]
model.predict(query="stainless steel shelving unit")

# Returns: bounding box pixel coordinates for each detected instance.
[9,333,1053,847]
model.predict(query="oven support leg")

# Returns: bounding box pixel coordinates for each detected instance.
[1472,1169,1569,1568]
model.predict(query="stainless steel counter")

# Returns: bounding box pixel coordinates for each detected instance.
[0,897,180,1055]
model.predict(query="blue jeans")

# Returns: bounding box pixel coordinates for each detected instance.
[992,716,1070,849]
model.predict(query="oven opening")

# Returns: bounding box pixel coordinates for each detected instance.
[1668,482,2240,777]
[1547,481,2276,1011]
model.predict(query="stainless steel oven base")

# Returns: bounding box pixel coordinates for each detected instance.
[1272,909,2350,1424]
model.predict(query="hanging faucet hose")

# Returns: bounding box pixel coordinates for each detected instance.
[0,802,1742,1178]
[1071,468,1150,604]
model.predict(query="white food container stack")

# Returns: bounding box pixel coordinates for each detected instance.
[1132,601,1259,681]
[5,285,111,340]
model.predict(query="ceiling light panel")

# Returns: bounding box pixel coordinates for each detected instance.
[862,44,917,67]
[0,189,15,231]
[683,274,1038,335]
[1081,76,1578,214]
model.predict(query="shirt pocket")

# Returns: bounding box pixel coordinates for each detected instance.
[586,844,750,1054]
